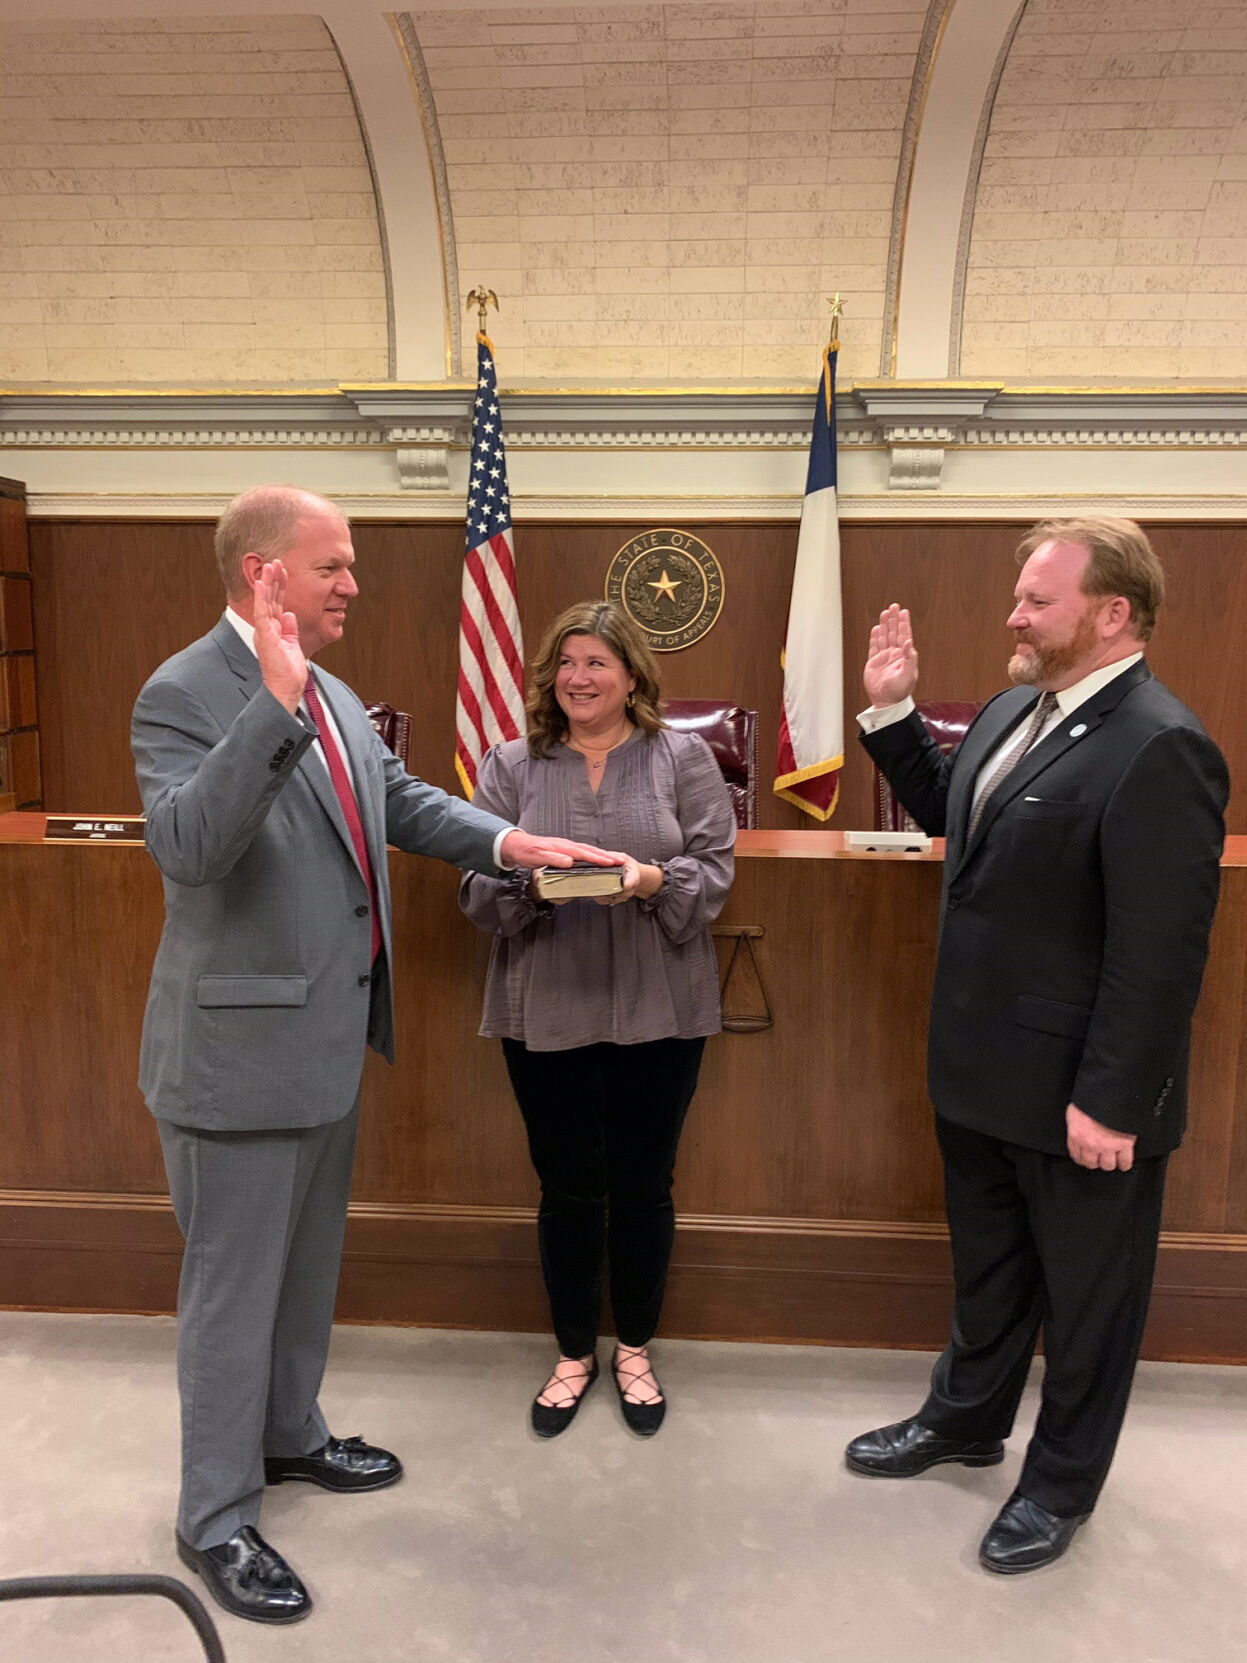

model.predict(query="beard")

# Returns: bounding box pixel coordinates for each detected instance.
[1008,607,1099,687]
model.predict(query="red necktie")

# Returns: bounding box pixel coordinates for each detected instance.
[303,676,382,963]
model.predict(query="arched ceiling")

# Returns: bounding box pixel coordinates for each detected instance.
[0,11,390,384]
[959,0,1247,380]
[406,0,932,383]
[0,0,1245,388]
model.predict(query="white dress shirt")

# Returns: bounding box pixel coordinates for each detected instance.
[858,652,1145,816]
[223,608,513,868]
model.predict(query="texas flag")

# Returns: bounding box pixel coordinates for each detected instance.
[774,341,843,819]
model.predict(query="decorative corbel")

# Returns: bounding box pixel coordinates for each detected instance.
[857,384,1001,493]
[385,426,454,491]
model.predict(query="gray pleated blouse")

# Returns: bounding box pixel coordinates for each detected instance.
[458,726,736,1051]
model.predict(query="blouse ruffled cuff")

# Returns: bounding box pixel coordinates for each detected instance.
[638,863,672,913]
[506,866,556,923]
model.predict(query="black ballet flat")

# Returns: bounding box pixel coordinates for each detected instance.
[530,1355,599,1438]
[611,1349,666,1437]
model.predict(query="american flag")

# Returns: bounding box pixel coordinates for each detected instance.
[454,331,525,797]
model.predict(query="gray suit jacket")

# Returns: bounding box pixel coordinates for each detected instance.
[132,616,509,1132]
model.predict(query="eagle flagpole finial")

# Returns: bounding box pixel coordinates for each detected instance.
[466,287,499,332]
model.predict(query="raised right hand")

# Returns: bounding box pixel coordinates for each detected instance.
[252,559,307,714]
[863,604,919,707]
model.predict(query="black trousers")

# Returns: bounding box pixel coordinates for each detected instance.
[502,1036,705,1358]
[919,1116,1168,1518]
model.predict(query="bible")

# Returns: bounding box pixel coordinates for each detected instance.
[534,861,627,900]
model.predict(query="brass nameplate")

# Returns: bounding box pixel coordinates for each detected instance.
[45,815,146,843]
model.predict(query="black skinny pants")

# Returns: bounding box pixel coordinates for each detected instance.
[502,1036,706,1358]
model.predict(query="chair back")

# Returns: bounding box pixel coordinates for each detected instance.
[874,700,980,831]
[364,703,413,769]
[662,699,758,829]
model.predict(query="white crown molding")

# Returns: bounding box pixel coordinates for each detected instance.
[7,386,1247,499]
[25,491,1247,523]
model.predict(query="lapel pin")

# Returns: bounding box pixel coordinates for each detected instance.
[1069,723,1088,737]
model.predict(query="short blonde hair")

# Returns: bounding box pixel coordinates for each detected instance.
[214,486,348,598]
[1017,516,1164,641]
[526,601,664,758]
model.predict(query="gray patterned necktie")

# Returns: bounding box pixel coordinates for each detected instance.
[966,692,1058,839]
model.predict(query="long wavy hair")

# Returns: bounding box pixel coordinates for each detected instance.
[526,601,665,758]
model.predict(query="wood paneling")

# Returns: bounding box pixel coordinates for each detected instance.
[30,522,222,814]
[27,518,1247,832]
[2,1196,1243,1363]
[2,821,1246,1360]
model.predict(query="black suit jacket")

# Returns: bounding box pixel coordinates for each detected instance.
[861,661,1228,1157]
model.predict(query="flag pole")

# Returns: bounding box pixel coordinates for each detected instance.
[455,287,525,799]
[826,290,843,352]
[772,291,846,821]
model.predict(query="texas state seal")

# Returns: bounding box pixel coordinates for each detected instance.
[604,529,725,653]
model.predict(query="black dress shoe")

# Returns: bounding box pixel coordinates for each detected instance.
[176,1526,311,1625]
[531,1355,599,1438]
[264,1434,403,1492]
[845,1416,1005,1477]
[611,1349,666,1437]
[979,1491,1088,1574]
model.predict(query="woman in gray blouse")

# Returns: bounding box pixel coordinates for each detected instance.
[459,601,735,1437]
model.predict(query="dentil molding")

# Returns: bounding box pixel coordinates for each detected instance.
[5,385,1247,495]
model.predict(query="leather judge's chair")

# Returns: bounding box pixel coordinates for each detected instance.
[874,700,980,832]
[364,703,413,769]
[662,699,758,829]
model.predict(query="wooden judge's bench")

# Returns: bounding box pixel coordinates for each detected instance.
[2,816,1245,1363]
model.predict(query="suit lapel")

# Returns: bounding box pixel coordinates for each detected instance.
[945,691,1033,869]
[211,614,264,701]
[957,659,1152,871]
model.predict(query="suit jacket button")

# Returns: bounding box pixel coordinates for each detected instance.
[355,905,369,917]
[268,759,281,772]
[358,973,370,987]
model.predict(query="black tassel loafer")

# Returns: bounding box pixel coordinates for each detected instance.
[176,1526,311,1624]
[264,1434,403,1492]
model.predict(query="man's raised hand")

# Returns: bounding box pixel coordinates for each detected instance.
[252,559,307,714]
[863,603,919,708]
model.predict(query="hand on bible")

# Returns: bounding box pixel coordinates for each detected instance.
[1066,1104,1137,1172]
[502,831,621,871]
[252,559,308,715]
[863,604,919,708]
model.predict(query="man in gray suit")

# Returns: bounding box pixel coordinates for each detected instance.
[133,485,611,1624]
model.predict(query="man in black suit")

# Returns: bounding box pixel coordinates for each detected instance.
[847,518,1228,1573]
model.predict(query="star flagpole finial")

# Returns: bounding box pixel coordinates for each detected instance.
[825,292,844,350]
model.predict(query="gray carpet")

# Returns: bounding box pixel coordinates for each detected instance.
[0,1313,1243,1662]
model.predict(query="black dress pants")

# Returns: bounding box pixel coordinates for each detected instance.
[919,1116,1168,1518]
[502,1036,705,1358]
